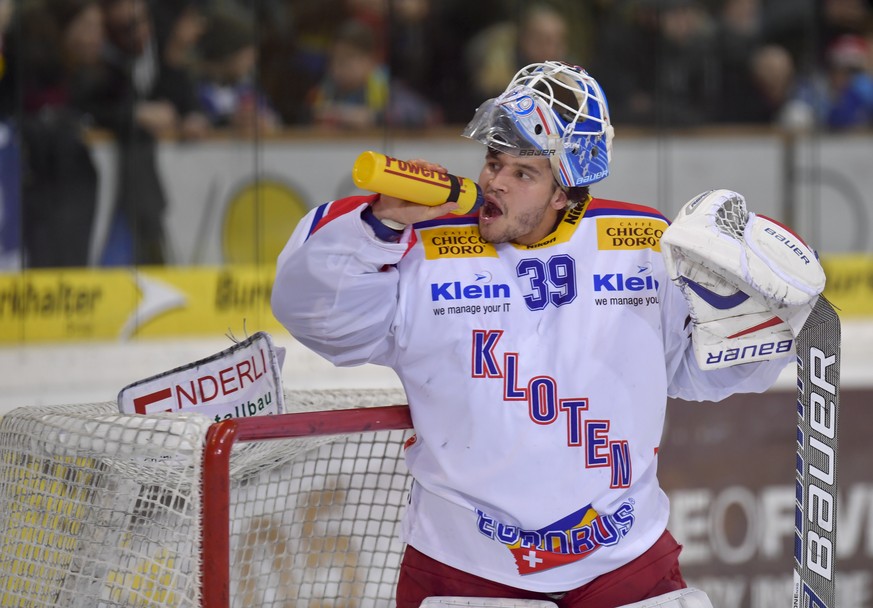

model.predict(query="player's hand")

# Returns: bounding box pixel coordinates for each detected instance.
[370,158,459,225]
[135,101,179,137]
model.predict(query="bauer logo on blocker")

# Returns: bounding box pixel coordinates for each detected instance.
[763,225,813,265]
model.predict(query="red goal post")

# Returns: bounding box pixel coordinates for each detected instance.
[201,403,413,608]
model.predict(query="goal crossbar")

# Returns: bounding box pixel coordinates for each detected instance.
[201,404,413,608]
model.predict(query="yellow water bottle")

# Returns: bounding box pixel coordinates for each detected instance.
[352,151,483,215]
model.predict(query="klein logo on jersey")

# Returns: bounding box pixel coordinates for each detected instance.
[593,265,660,307]
[431,274,511,302]
[422,226,498,260]
[593,268,659,293]
[596,218,665,251]
[475,501,635,575]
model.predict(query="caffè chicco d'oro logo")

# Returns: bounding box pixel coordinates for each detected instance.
[596,218,666,252]
[422,226,498,260]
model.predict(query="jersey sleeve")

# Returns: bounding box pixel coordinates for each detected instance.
[660,267,790,401]
[271,196,409,367]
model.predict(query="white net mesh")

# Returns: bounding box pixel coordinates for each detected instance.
[0,388,410,607]
[713,193,749,240]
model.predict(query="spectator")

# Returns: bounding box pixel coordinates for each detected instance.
[385,0,510,123]
[712,0,767,123]
[261,0,507,126]
[387,0,440,103]
[593,0,719,127]
[822,33,873,127]
[196,9,280,136]
[786,33,873,130]
[14,0,104,124]
[0,6,12,180]
[760,0,815,70]
[0,0,11,91]
[344,0,387,59]
[81,0,204,265]
[820,0,872,50]
[151,0,211,141]
[12,0,104,267]
[0,0,20,268]
[307,19,440,129]
[747,44,805,125]
[256,0,337,125]
[586,0,656,125]
[464,2,573,103]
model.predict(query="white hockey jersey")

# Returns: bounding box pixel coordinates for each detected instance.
[272,194,789,592]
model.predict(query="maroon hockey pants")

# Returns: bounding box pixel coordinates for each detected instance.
[395,529,686,608]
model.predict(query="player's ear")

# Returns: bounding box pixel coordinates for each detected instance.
[549,185,570,210]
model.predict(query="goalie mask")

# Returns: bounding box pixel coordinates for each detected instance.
[462,61,614,188]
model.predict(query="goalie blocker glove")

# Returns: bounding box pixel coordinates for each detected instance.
[660,189,826,370]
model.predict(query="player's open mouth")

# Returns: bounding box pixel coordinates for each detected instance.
[480,199,503,221]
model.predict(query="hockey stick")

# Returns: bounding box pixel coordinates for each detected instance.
[793,296,841,608]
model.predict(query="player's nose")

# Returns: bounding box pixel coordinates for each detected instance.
[486,168,509,193]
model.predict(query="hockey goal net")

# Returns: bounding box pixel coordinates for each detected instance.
[0,388,412,607]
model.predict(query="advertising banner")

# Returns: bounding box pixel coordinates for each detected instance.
[0,257,870,344]
[117,331,285,423]
[661,390,872,608]
[0,266,281,343]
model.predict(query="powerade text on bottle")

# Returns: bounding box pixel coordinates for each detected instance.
[352,151,484,215]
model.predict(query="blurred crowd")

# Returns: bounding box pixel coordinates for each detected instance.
[3,0,873,133]
[0,0,872,267]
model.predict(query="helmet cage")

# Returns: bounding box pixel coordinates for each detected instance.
[463,61,613,187]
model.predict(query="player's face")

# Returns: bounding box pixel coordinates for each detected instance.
[477,151,568,245]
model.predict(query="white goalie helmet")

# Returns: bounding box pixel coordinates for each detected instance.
[463,61,614,188]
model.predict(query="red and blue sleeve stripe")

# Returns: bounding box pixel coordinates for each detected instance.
[587,198,670,223]
[305,195,378,241]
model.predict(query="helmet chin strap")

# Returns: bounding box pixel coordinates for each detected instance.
[546,134,567,188]
[604,125,615,163]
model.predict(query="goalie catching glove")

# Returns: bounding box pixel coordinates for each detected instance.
[660,189,826,370]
